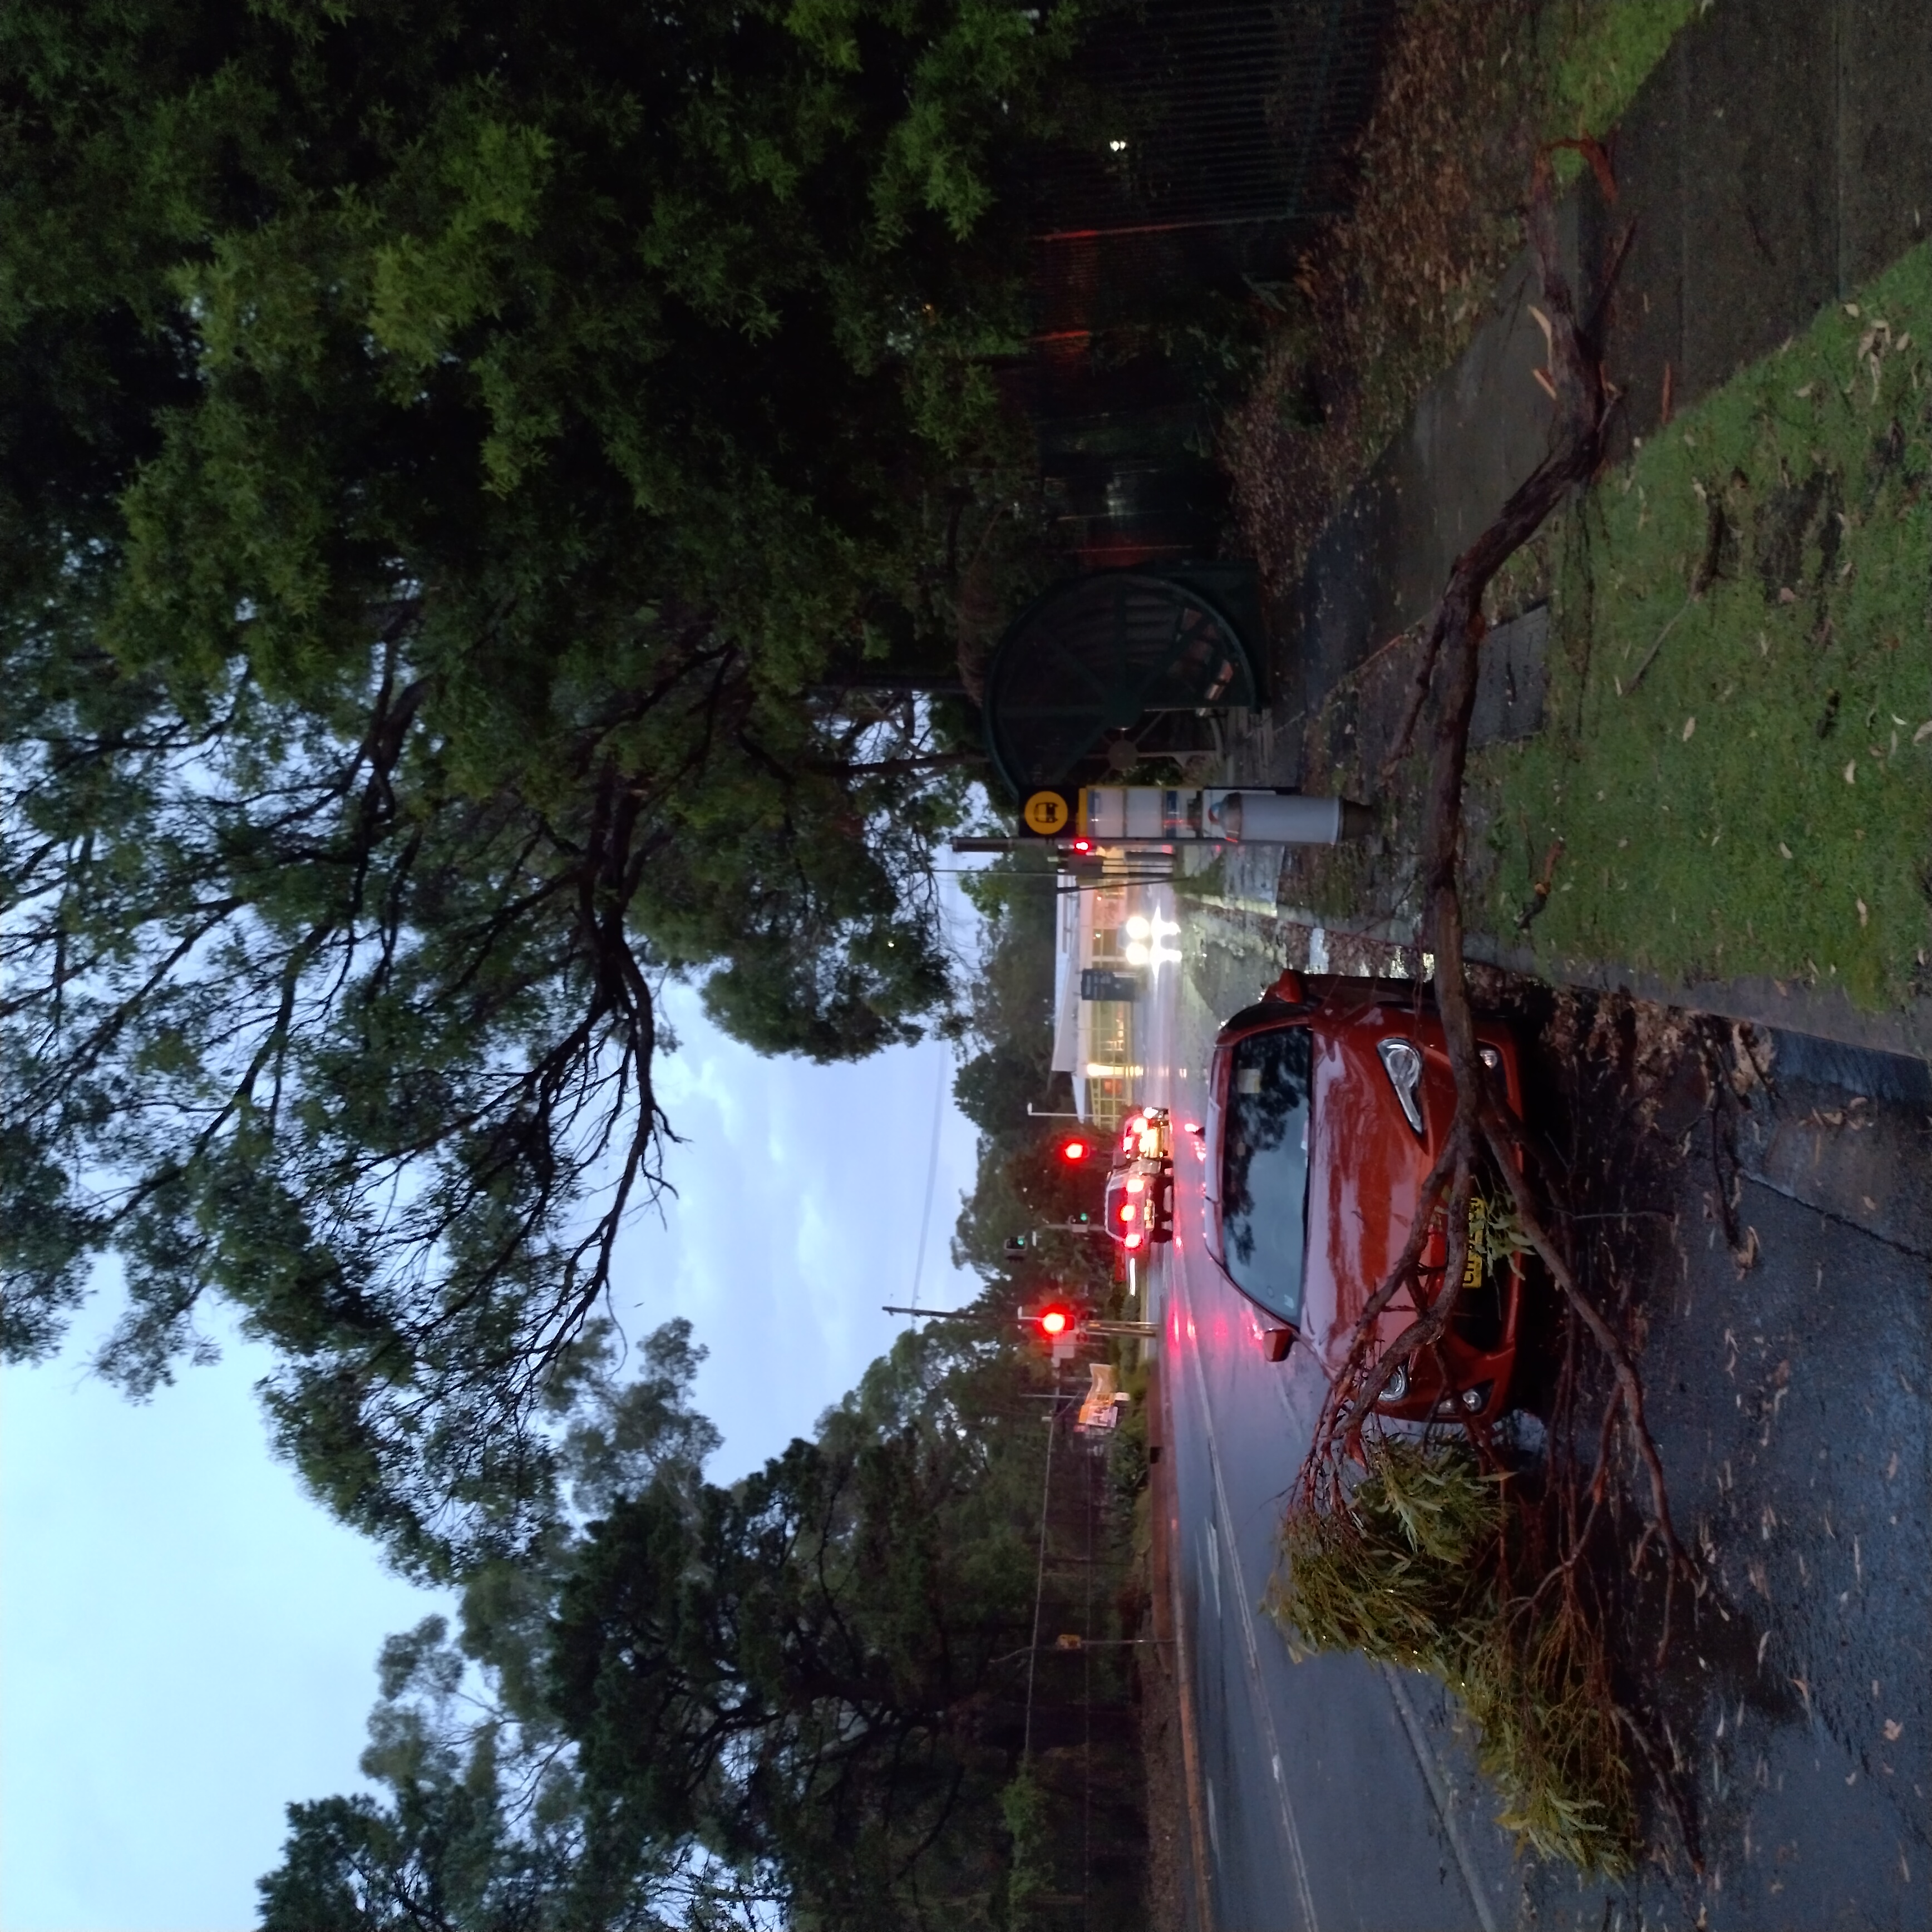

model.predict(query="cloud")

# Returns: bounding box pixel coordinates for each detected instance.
[612,983,984,1476]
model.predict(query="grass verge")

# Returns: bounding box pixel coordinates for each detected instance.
[1269,1438,1635,1877]
[1475,243,1932,1009]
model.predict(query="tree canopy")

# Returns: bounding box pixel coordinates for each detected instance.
[0,0,1083,1573]
[257,1317,1130,1931]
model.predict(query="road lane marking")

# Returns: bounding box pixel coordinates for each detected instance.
[1181,1294,1320,1932]
[1380,1665,1502,1932]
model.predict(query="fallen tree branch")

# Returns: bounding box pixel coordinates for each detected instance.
[1279,156,1692,1871]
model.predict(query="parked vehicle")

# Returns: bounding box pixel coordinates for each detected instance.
[1198,973,1527,1420]
[1106,1107,1174,1253]
[1118,1105,1172,1164]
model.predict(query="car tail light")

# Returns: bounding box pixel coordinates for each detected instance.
[1125,1231,1144,1251]
[1118,1202,1136,1224]
[1125,1174,1145,1195]
[1376,1038,1426,1136]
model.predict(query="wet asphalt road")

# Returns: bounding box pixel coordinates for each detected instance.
[1133,886,1931,1931]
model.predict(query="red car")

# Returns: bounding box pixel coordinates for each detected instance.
[1198,971,1528,1422]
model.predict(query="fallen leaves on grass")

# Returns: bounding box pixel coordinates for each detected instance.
[1223,0,1534,594]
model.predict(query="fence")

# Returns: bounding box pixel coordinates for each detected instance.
[1026,0,1397,566]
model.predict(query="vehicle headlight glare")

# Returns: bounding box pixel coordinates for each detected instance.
[1377,1037,1426,1135]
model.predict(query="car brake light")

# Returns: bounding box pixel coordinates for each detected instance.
[1125,1231,1144,1250]
[1125,1174,1145,1195]
[1118,1202,1135,1223]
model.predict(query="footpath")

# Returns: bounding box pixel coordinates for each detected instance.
[1217,0,1932,1066]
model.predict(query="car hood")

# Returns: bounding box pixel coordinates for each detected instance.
[1299,1002,1460,1376]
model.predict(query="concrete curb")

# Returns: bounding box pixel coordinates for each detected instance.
[1208,896,1932,1067]
[1464,935,1932,1067]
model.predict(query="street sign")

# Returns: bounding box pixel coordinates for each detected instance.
[1021,788,1073,835]
[1080,968,1140,1002]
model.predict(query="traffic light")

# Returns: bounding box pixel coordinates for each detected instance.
[1059,1136,1090,1163]
[1032,1302,1078,1342]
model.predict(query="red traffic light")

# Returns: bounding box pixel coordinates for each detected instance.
[1060,1137,1089,1162]
[1036,1305,1074,1339]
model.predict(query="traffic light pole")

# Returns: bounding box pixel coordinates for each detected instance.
[879,1305,1157,1341]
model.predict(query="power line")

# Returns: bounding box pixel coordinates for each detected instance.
[904,1051,946,1320]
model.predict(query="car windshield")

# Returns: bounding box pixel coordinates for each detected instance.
[1219,1027,1313,1324]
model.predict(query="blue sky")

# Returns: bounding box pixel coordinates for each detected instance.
[1,967,992,1931]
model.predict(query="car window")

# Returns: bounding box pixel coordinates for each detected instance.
[1220,1027,1312,1325]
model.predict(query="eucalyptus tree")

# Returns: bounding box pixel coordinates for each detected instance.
[260,1321,1053,1929]
[0,0,1082,1574]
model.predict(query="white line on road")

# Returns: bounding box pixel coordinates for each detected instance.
[1181,1308,1320,1932]
[1380,1665,1502,1932]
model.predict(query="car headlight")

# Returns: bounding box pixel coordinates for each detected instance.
[1375,1363,1409,1403]
[1377,1038,1425,1135]
[1435,1381,1494,1416]
[1478,1044,1502,1073]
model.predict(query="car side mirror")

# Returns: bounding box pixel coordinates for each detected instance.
[1261,1327,1294,1363]
[1264,969,1306,1006]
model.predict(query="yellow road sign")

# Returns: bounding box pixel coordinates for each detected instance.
[1022,790,1071,835]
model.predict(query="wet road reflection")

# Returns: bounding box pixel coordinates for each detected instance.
[1121,881,1929,1931]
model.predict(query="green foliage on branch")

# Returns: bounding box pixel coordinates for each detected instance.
[0,0,1086,1574]
[259,1317,1148,1929]
[1271,1439,1635,1876]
